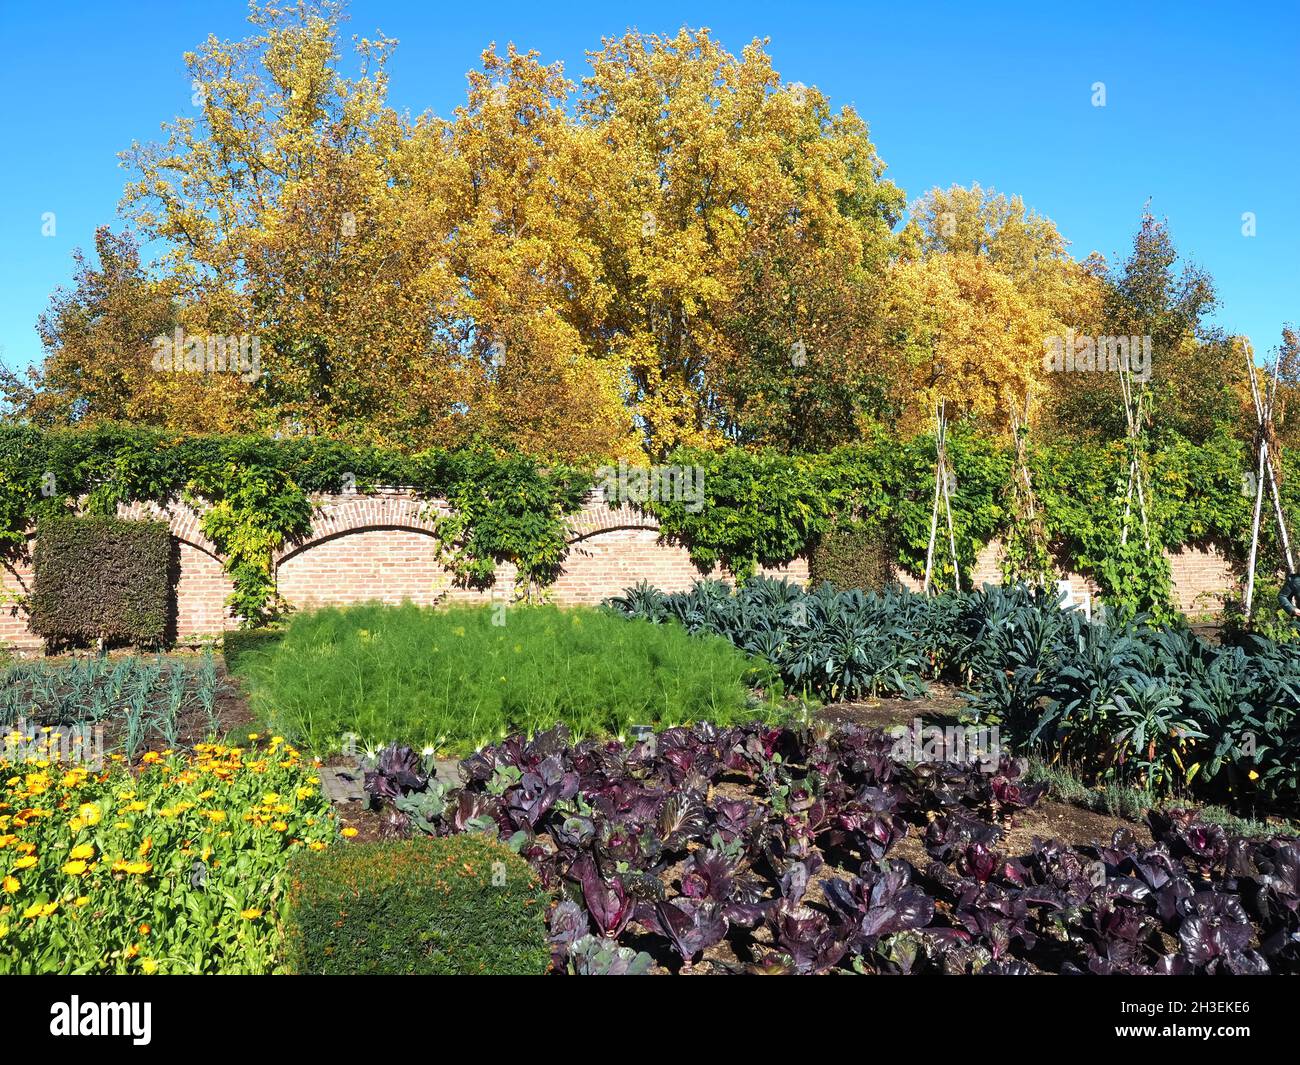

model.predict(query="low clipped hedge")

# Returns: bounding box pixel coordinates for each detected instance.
[284,835,551,975]
[30,515,172,647]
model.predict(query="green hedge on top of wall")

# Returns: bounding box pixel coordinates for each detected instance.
[30,515,172,647]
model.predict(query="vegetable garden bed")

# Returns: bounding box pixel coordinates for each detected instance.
[361,722,1300,975]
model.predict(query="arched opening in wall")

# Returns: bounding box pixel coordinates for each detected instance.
[276,525,451,611]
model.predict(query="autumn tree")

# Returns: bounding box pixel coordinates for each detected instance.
[0,227,251,431]
[118,3,638,459]
[1046,210,1232,443]
[430,44,637,459]
[579,29,905,455]
[120,1,457,443]
[888,185,1100,433]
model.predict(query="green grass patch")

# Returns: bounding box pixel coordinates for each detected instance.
[230,602,781,755]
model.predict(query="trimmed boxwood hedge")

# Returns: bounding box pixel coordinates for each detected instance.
[30,515,172,647]
[284,835,551,975]
[809,520,896,593]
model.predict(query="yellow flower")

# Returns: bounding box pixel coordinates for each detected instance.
[127,801,147,813]
[141,752,161,765]
[204,810,227,823]
[138,837,153,858]
[123,861,152,876]
[271,821,288,832]
[73,896,89,907]
[22,901,57,919]
[240,908,263,920]
[69,843,95,861]
[308,841,326,852]
[61,860,88,876]
[340,827,358,839]
[76,803,102,826]
[1248,770,1260,781]
[13,856,36,870]
[1,876,18,893]
[140,958,158,974]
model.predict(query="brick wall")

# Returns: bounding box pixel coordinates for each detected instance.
[0,547,37,653]
[0,488,1246,654]
[899,538,1238,617]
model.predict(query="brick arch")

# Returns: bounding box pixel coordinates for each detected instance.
[173,536,237,636]
[117,500,221,558]
[277,491,446,562]
[564,500,661,544]
[275,521,441,567]
[275,523,459,612]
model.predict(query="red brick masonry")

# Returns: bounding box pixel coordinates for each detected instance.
[0,489,1240,654]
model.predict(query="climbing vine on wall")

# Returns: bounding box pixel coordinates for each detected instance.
[0,425,593,627]
[1,422,1294,628]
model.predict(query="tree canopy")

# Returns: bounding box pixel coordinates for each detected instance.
[2,1,1286,463]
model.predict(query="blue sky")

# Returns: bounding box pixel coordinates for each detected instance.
[1,0,1296,374]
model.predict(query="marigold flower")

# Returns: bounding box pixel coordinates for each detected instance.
[13,856,36,870]
[341,827,358,838]
[69,843,95,861]
[1,876,18,893]
[240,907,263,919]
[62,860,88,876]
